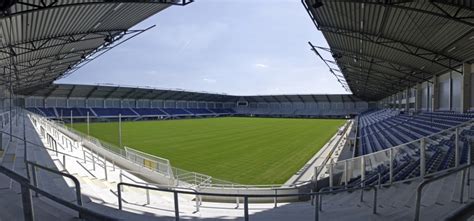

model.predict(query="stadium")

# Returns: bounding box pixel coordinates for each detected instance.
[0,0,473,221]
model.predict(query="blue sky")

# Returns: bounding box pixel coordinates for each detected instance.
[57,0,348,96]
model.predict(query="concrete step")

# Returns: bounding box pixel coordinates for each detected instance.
[420,179,445,207]
[450,172,468,203]
[0,188,76,221]
[434,175,457,206]
[76,176,117,204]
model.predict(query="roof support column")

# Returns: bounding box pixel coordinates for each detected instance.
[391,95,394,109]
[432,76,439,112]
[398,92,403,111]
[405,88,410,113]
[462,63,473,113]
[415,83,422,113]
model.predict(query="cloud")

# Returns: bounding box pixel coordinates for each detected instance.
[255,63,268,68]
[203,78,217,83]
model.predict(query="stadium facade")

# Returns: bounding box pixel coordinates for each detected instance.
[0,0,472,220]
[20,83,369,119]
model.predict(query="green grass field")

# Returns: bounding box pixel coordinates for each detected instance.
[72,117,345,184]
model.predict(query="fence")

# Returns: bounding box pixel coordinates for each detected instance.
[316,118,474,189]
[117,181,378,221]
[31,114,245,189]
[31,112,340,191]
[0,164,117,221]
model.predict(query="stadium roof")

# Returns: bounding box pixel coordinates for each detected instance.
[303,0,474,101]
[0,0,192,93]
[19,83,365,103]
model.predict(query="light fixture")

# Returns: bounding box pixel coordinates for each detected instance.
[447,46,456,52]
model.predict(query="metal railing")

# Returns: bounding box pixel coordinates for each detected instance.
[0,165,117,221]
[118,172,202,212]
[445,201,474,221]
[313,120,352,181]
[27,161,82,206]
[317,118,474,190]
[316,184,378,212]
[33,113,311,190]
[414,163,471,221]
[117,182,378,221]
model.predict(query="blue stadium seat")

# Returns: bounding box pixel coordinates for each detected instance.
[92,108,137,117]
[132,108,167,116]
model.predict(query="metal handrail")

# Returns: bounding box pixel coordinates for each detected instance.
[0,128,84,163]
[318,118,473,189]
[119,173,202,211]
[0,165,117,221]
[317,185,378,220]
[35,113,314,189]
[313,121,350,180]
[117,182,378,221]
[444,201,474,221]
[26,161,83,206]
[414,164,471,221]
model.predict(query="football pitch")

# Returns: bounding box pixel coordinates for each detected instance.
[71,117,345,184]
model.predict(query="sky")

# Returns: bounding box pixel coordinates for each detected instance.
[57,0,349,96]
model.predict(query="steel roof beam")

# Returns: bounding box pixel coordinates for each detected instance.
[44,84,59,98]
[150,90,168,100]
[121,88,139,99]
[328,47,433,82]
[431,0,474,10]
[3,26,152,92]
[174,92,194,101]
[0,29,132,59]
[85,86,99,99]
[312,0,474,26]
[344,74,400,91]
[104,87,120,99]
[430,0,474,18]
[340,61,423,84]
[259,96,271,103]
[319,25,462,71]
[296,95,305,103]
[66,85,76,99]
[283,95,293,103]
[4,0,192,17]
[308,42,352,92]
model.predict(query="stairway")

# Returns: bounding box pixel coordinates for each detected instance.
[318,167,473,221]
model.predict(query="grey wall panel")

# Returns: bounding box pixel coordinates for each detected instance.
[452,72,462,112]
[438,73,450,110]
[421,83,429,111]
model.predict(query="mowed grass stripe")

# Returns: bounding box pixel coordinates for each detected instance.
[72,117,345,184]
